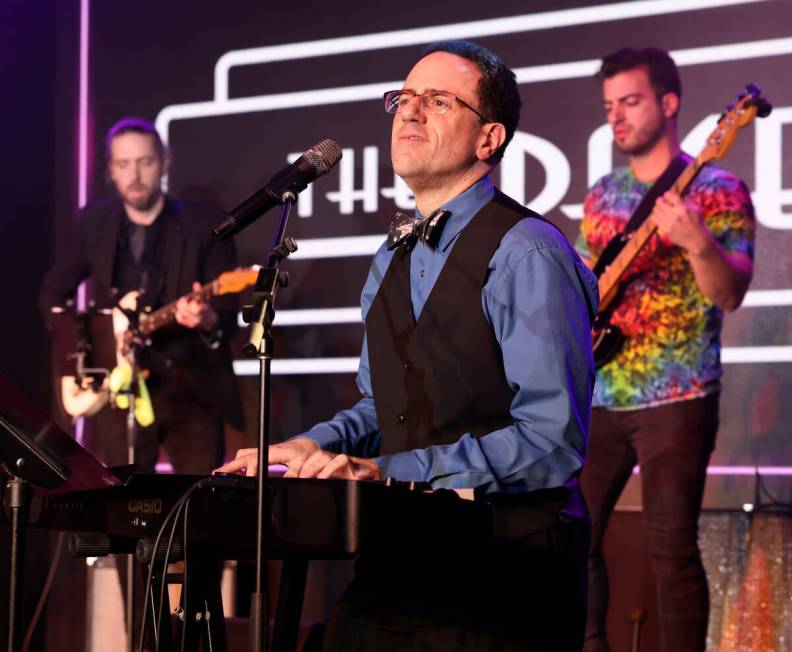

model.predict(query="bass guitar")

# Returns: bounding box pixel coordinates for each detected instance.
[591,84,771,368]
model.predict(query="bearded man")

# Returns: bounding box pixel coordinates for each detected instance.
[576,48,755,652]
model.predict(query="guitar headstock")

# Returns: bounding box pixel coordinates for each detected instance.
[700,84,772,165]
[215,266,260,295]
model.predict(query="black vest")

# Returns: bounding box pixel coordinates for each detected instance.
[367,191,540,456]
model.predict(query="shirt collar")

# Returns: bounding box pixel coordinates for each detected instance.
[415,176,495,251]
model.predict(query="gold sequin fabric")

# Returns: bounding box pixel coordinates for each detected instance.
[701,512,792,651]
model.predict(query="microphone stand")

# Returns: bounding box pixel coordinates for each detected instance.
[4,475,31,652]
[245,193,297,652]
[124,349,138,652]
[117,297,145,652]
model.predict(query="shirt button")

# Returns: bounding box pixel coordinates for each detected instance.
[395,413,406,425]
[403,361,413,370]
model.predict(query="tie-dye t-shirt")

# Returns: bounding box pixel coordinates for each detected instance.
[576,164,755,409]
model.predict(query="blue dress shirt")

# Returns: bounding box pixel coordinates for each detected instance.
[300,176,599,494]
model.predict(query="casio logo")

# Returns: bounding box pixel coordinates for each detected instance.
[128,499,162,515]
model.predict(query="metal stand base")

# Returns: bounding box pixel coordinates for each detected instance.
[5,476,31,652]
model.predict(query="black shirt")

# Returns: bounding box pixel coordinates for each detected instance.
[113,205,171,309]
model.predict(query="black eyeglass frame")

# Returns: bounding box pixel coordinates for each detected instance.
[383,89,491,124]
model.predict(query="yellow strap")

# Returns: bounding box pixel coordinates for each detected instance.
[109,362,155,426]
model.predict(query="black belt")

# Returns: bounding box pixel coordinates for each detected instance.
[484,478,588,539]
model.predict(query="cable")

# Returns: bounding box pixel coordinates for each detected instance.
[21,531,66,652]
[138,476,255,651]
[138,496,178,651]
[179,499,191,652]
[139,484,194,652]
[147,490,192,651]
[755,470,792,511]
[155,494,185,651]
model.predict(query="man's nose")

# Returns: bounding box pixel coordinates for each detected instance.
[609,104,625,123]
[400,95,425,120]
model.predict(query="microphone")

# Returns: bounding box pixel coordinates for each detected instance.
[212,139,342,240]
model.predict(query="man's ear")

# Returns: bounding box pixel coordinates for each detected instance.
[477,123,506,161]
[661,92,680,120]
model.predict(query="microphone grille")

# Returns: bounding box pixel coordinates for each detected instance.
[303,139,343,176]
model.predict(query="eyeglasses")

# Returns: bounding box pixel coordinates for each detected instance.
[383,89,490,123]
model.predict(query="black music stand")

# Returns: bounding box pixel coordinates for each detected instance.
[1,380,67,652]
[0,374,122,652]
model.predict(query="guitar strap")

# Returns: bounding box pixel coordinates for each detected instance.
[592,153,689,277]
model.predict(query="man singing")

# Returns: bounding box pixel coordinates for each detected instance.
[220,40,598,649]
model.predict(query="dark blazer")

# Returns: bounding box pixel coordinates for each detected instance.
[39,197,244,429]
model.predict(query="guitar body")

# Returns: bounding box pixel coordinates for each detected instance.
[591,233,628,367]
[60,292,144,417]
[592,315,624,369]
[61,375,109,417]
[59,266,259,417]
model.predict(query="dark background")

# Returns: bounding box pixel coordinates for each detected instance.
[86,0,792,507]
[1,1,791,647]
[3,0,791,506]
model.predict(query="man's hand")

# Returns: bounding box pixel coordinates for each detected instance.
[651,191,715,255]
[175,281,219,331]
[214,437,381,481]
[651,190,753,311]
[214,438,319,477]
[214,447,262,477]
[295,449,381,481]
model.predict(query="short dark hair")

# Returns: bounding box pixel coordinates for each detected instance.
[422,40,521,164]
[105,117,166,161]
[597,47,682,101]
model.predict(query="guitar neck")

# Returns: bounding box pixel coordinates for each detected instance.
[138,281,216,336]
[597,156,704,312]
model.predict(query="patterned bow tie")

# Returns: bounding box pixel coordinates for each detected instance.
[387,209,451,251]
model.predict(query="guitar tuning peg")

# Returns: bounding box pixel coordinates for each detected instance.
[745,82,761,96]
[757,99,772,118]
[736,91,747,101]
[743,94,773,118]
[726,102,736,112]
